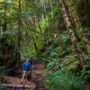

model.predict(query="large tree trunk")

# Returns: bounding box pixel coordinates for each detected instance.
[58,0,84,67]
[17,0,21,64]
[68,0,90,55]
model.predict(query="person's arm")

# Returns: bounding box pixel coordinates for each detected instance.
[29,63,32,69]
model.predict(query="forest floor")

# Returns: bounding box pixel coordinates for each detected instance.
[4,63,46,90]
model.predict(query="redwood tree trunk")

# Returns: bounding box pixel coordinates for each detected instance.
[68,0,90,55]
[58,0,84,67]
[17,0,21,64]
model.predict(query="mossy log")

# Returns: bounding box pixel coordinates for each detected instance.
[0,84,36,89]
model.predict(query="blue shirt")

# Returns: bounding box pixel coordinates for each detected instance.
[23,62,32,71]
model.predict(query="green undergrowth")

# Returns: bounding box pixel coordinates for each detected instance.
[46,69,90,90]
[0,66,10,84]
[37,30,90,90]
[0,66,11,90]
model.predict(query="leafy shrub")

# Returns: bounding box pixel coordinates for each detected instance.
[0,66,6,76]
[0,86,7,90]
[81,65,90,82]
[46,58,60,71]
[83,54,90,63]
[46,69,89,90]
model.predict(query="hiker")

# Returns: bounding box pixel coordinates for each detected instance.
[20,58,32,84]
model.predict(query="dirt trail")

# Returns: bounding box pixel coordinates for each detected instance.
[6,76,36,86]
[5,64,46,90]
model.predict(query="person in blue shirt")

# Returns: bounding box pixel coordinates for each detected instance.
[20,58,32,84]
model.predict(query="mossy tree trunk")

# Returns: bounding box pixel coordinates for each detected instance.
[58,0,84,67]
[68,0,90,55]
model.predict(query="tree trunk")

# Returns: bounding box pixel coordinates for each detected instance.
[17,0,21,64]
[50,0,53,19]
[68,0,90,55]
[67,3,74,27]
[58,0,84,67]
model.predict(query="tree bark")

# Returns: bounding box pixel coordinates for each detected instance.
[17,0,21,64]
[58,0,84,67]
[68,0,90,55]
[50,0,53,19]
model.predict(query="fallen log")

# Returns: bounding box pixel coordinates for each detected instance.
[0,84,36,89]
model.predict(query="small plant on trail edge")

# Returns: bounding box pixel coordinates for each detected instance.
[0,66,7,90]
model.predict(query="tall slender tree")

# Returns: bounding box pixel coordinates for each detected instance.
[68,0,90,55]
[58,0,84,67]
[17,0,21,64]
[50,0,53,19]
[3,0,7,31]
